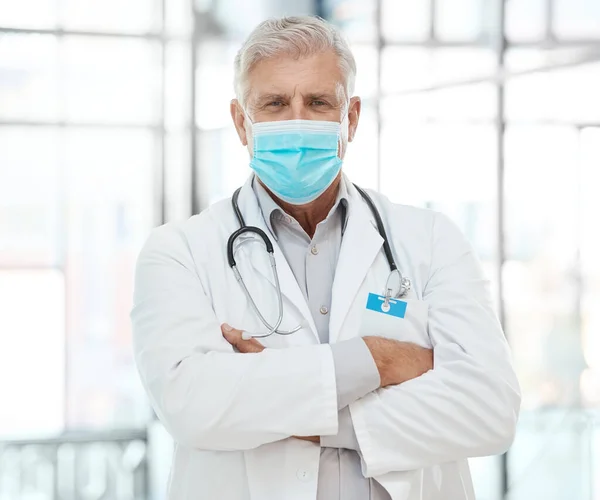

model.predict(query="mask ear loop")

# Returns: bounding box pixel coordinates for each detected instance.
[243,108,257,159]
[243,107,255,125]
[338,106,350,158]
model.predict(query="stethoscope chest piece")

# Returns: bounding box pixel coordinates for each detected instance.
[384,268,411,299]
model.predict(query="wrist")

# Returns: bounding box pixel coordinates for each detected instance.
[362,336,390,387]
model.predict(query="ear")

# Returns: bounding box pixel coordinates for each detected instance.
[230,99,248,146]
[347,96,361,142]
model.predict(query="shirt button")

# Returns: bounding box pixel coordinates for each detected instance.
[319,305,329,315]
[296,469,311,482]
[310,245,319,255]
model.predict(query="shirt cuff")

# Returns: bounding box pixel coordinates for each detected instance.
[320,407,360,450]
[331,337,380,410]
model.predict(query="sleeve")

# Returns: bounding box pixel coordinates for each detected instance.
[331,337,381,410]
[320,408,360,450]
[350,212,521,477]
[131,224,339,452]
[320,338,379,450]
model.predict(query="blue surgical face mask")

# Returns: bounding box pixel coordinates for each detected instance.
[248,118,344,205]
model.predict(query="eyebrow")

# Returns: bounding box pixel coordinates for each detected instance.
[306,93,341,103]
[254,91,342,107]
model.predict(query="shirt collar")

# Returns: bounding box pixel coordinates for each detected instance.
[252,175,350,241]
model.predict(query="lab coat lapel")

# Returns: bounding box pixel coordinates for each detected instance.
[235,176,319,341]
[329,181,383,344]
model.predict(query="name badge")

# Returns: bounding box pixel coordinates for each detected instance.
[365,293,407,318]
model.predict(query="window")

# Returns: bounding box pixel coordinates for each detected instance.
[325,0,600,498]
[0,270,65,436]
[0,0,184,433]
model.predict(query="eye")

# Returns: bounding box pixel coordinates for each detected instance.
[311,100,328,107]
[267,101,284,107]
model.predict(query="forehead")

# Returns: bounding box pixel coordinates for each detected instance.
[246,50,345,99]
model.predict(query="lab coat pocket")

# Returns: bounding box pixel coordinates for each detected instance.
[359,295,430,348]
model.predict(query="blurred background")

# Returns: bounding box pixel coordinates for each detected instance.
[0,0,599,498]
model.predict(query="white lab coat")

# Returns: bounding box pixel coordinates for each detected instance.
[131,175,521,500]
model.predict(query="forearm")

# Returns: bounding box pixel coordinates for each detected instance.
[132,227,339,452]
[139,342,339,451]
[350,343,520,476]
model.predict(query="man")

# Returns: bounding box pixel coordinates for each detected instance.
[132,16,520,500]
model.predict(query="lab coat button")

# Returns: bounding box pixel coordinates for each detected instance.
[310,245,319,255]
[319,305,329,315]
[296,469,311,482]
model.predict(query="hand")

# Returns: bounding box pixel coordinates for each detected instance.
[221,324,265,353]
[362,337,433,388]
[221,323,320,444]
[293,435,320,443]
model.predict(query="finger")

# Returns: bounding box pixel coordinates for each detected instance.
[221,323,243,344]
[237,338,265,353]
[221,324,265,353]
[293,435,320,443]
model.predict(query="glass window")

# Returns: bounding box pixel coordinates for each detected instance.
[381,47,497,122]
[381,0,430,42]
[63,36,161,125]
[0,126,61,267]
[380,123,497,206]
[580,128,600,408]
[508,411,594,499]
[580,128,600,279]
[325,0,377,43]
[343,104,378,190]
[506,52,600,123]
[553,0,600,39]
[0,269,65,436]
[166,0,193,36]
[435,0,483,41]
[382,47,432,93]
[470,455,502,500]
[165,131,192,222]
[504,124,585,499]
[382,83,497,122]
[212,0,315,39]
[196,127,248,208]
[380,123,498,266]
[351,45,378,100]
[195,41,237,131]
[60,0,161,34]
[0,34,60,122]
[0,0,57,29]
[165,41,192,132]
[505,0,548,42]
[0,35,163,125]
[63,128,155,428]
[382,47,497,94]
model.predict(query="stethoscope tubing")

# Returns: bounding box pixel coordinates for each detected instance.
[226,183,409,338]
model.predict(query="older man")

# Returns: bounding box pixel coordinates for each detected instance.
[132,16,520,500]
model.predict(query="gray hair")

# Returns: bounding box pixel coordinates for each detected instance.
[234,16,356,106]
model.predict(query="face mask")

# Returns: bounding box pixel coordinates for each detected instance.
[248,119,344,205]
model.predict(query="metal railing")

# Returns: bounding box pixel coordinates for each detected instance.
[0,429,149,500]
[1,411,598,500]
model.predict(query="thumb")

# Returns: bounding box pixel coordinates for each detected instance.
[221,324,265,353]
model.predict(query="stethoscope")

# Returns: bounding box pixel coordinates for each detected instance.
[227,184,411,339]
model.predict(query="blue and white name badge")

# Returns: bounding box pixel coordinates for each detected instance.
[360,291,430,345]
[365,292,407,318]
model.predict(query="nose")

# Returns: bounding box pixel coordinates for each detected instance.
[289,99,310,120]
